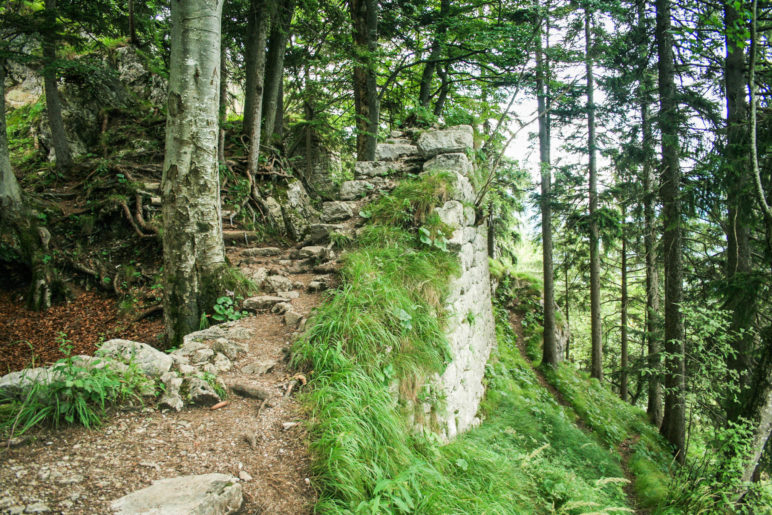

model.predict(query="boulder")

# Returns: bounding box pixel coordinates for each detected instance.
[249,267,268,289]
[242,247,282,257]
[158,373,184,412]
[423,153,472,176]
[293,246,327,260]
[96,340,173,378]
[229,381,271,400]
[242,296,287,310]
[339,180,374,200]
[284,310,303,328]
[374,142,420,161]
[304,224,344,245]
[110,473,242,514]
[263,275,293,293]
[212,338,247,360]
[261,196,286,234]
[416,126,473,157]
[281,181,319,241]
[321,201,355,223]
[185,377,221,406]
[0,367,60,400]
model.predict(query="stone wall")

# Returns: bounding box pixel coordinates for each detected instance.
[361,126,497,441]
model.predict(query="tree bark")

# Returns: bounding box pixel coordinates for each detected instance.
[162,0,227,348]
[418,0,449,109]
[723,0,756,425]
[262,0,295,146]
[350,0,379,161]
[218,43,228,165]
[244,0,273,174]
[43,0,72,171]
[621,233,629,402]
[656,0,686,463]
[638,0,662,426]
[0,60,57,311]
[586,8,603,382]
[433,62,451,117]
[537,15,558,367]
[128,0,139,46]
[565,265,570,360]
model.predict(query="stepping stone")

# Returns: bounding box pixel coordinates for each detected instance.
[242,247,283,257]
[242,296,286,310]
[111,473,242,514]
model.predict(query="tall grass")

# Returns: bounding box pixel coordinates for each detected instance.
[293,173,642,513]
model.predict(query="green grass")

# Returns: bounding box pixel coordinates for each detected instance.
[293,172,641,513]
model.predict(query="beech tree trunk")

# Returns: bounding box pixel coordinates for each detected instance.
[162,0,227,348]
[350,0,379,161]
[43,0,72,171]
[218,43,227,165]
[656,0,686,463]
[0,60,57,311]
[262,0,295,146]
[243,0,273,175]
[537,16,559,367]
[586,9,603,382]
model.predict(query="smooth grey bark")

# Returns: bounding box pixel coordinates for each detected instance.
[350,0,379,161]
[565,266,570,360]
[418,0,449,109]
[43,0,72,171]
[537,16,558,367]
[162,0,227,348]
[243,0,272,171]
[585,9,602,381]
[0,60,56,311]
[262,0,295,146]
[433,62,451,117]
[621,233,629,401]
[656,0,686,464]
[218,43,227,165]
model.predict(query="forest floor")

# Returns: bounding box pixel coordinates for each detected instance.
[0,243,329,514]
[508,311,647,515]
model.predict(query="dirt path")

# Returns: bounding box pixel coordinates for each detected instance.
[508,312,644,514]
[0,244,332,514]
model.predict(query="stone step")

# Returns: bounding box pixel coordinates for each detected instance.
[242,247,283,257]
[242,295,287,310]
[321,201,356,223]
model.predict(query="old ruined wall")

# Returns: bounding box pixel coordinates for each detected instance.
[359,126,497,441]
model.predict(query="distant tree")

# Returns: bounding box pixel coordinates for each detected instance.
[350,0,379,160]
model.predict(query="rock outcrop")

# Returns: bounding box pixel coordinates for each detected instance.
[110,473,243,514]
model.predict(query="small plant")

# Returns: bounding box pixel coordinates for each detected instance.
[1,334,153,439]
[199,372,227,399]
[211,296,248,323]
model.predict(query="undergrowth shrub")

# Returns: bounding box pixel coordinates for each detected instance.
[0,335,154,439]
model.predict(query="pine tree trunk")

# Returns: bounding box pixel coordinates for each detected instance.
[43,0,72,171]
[586,9,603,382]
[350,0,379,161]
[262,0,295,146]
[723,0,756,425]
[537,17,558,367]
[162,0,227,348]
[621,234,629,402]
[638,0,662,425]
[656,0,686,463]
[0,60,58,311]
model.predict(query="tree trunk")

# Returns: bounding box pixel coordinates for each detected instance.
[128,0,139,46]
[418,0,449,109]
[638,0,662,426]
[723,0,756,425]
[586,9,602,382]
[0,60,58,311]
[274,79,284,143]
[43,0,72,171]
[218,43,227,165]
[262,0,295,146]
[656,0,686,463]
[433,62,451,117]
[244,0,272,174]
[162,0,227,348]
[537,16,558,367]
[350,0,379,161]
[621,233,629,402]
[565,265,570,361]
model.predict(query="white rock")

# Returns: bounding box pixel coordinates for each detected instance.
[110,473,242,514]
[96,340,173,378]
[416,126,473,157]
